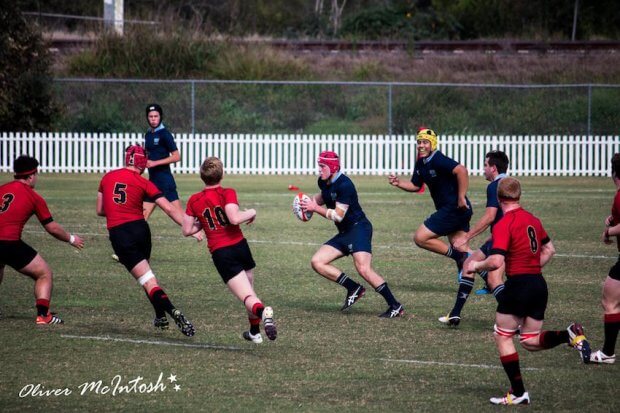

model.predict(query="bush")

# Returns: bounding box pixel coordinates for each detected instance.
[0,1,59,131]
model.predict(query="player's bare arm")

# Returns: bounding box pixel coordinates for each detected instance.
[181,214,203,236]
[603,222,620,244]
[388,173,421,192]
[453,206,498,248]
[453,164,470,209]
[43,221,84,249]
[224,203,256,225]
[96,192,106,216]
[146,150,180,169]
[155,197,184,225]
[539,240,556,267]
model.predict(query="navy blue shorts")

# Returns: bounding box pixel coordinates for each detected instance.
[109,219,152,272]
[211,238,256,283]
[146,173,179,203]
[0,240,38,270]
[424,206,472,236]
[325,219,373,256]
[497,274,548,321]
[480,239,493,257]
[609,255,620,281]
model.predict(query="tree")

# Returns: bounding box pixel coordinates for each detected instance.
[0,0,59,131]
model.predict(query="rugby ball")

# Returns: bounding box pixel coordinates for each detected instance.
[292,193,313,222]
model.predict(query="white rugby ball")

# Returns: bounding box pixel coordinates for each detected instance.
[292,193,313,222]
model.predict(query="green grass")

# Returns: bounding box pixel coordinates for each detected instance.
[0,173,617,412]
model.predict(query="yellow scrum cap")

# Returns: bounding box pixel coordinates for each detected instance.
[416,127,437,151]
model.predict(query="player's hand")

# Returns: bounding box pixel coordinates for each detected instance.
[458,196,470,210]
[602,229,613,244]
[146,160,155,168]
[245,209,256,225]
[70,234,84,249]
[301,196,317,213]
[605,215,614,226]
[191,232,204,242]
[388,174,400,187]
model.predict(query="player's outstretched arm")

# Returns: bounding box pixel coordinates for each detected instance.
[43,221,84,249]
[156,197,184,225]
[388,173,421,192]
[182,214,203,236]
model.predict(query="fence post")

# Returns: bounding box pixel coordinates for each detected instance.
[587,84,592,137]
[191,80,196,134]
[387,83,393,135]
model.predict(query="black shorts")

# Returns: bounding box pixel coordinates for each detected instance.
[211,239,256,283]
[0,240,38,270]
[610,255,620,281]
[497,274,548,321]
[109,220,152,272]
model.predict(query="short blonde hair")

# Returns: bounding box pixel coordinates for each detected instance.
[200,157,223,186]
[498,177,521,201]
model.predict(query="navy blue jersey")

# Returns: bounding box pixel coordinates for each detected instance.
[318,173,367,233]
[486,174,507,231]
[411,151,470,210]
[144,124,178,176]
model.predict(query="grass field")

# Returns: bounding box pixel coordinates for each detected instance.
[0,172,617,412]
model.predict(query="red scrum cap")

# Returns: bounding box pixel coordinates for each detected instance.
[318,151,340,174]
[125,145,148,171]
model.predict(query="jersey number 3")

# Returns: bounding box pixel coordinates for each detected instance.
[0,193,15,213]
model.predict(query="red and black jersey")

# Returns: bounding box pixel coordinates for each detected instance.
[0,180,53,240]
[611,189,620,251]
[490,207,550,277]
[185,186,244,253]
[98,168,162,229]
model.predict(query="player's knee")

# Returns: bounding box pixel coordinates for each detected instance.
[310,256,324,272]
[493,324,518,339]
[519,332,540,351]
[413,232,426,247]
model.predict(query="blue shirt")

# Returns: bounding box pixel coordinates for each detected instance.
[144,123,178,176]
[486,173,507,231]
[318,173,367,233]
[411,150,470,210]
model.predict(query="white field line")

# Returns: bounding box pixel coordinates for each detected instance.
[61,334,245,351]
[23,230,618,259]
[379,358,541,371]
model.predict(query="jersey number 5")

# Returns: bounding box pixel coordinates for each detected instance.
[113,183,128,204]
[0,193,15,213]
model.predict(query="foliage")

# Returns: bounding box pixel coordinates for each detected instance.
[0,0,60,131]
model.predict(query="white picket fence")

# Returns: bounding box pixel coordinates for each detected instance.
[1,132,618,176]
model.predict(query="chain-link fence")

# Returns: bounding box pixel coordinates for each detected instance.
[53,78,620,136]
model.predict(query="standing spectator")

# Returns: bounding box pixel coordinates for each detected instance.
[464,177,591,405]
[97,145,195,337]
[0,155,84,324]
[143,103,182,220]
[440,150,509,326]
[301,151,404,318]
[183,157,277,343]
[388,127,473,286]
[591,153,620,364]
